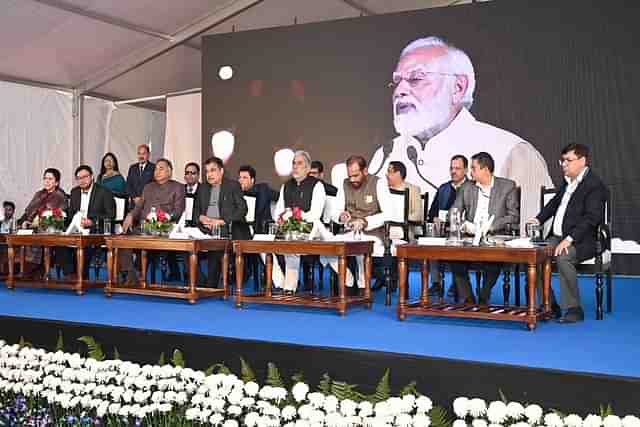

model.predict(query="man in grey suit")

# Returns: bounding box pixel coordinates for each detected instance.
[449,152,520,304]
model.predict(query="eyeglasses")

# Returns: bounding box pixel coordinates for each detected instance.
[75,174,91,180]
[558,157,582,166]
[184,171,198,175]
[388,70,458,89]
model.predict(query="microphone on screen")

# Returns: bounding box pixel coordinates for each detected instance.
[370,140,394,176]
[406,145,437,190]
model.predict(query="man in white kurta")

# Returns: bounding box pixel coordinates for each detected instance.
[369,36,552,233]
[270,151,326,293]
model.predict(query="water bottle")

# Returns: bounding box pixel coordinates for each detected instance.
[449,208,461,241]
[150,206,157,220]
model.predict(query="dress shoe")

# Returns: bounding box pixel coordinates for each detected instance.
[550,303,562,320]
[556,306,584,323]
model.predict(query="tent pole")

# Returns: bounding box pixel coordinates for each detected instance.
[72,89,84,167]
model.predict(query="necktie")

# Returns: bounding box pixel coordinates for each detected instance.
[139,164,144,175]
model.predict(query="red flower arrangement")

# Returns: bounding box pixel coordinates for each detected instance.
[277,207,312,233]
[144,207,174,235]
[35,207,66,231]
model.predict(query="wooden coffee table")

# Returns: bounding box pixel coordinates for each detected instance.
[104,235,231,303]
[233,240,374,315]
[396,243,554,330]
[4,233,106,295]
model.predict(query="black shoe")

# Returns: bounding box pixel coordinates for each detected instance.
[428,283,442,296]
[550,303,562,320]
[556,307,584,323]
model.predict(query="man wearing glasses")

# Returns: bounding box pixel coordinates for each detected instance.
[368,36,552,233]
[184,162,201,195]
[528,143,608,323]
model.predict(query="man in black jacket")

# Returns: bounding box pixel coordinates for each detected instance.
[238,165,278,234]
[528,143,608,323]
[64,164,116,276]
[194,157,249,287]
[125,144,155,205]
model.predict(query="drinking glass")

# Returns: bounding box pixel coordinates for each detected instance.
[424,222,437,237]
[103,219,112,235]
[268,222,278,236]
[526,223,541,241]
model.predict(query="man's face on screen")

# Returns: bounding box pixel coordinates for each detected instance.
[392,47,457,140]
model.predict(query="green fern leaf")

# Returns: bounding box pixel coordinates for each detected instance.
[77,336,105,361]
[18,336,32,348]
[240,357,256,382]
[599,404,614,417]
[171,349,185,368]
[291,371,305,384]
[400,381,419,397]
[371,369,391,403]
[266,362,285,388]
[113,347,120,360]
[498,389,508,404]
[55,331,64,352]
[158,352,166,366]
[430,406,451,427]
[318,373,332,394]
[207,363,232,375]
[331,380,360,401]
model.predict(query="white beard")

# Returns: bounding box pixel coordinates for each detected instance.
[393,83,454,141]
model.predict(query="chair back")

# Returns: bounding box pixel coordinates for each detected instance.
[244,193,258,235]
[112,192,129,223]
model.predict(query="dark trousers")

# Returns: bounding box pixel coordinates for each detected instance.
[207,251,223,288]
[61,247,96,278]
[450,261,503,303]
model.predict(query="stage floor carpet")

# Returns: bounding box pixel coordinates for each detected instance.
[1,272,638,380]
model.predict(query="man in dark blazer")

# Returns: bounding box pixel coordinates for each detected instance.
[449,152,520,304]
[63,164,116,276]
[194,156,249,287]
[529,143,607,323]
[125,144,155,205]
[238,165,279,234]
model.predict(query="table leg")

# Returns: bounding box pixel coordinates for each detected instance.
[188,252,198,304]
[398,257,407,320]
[543,257,552,315]
[75,247,85,295]
[19,247,25,279]
[105,247,113,296]
[364,253,372,309]
[420,259,429,306]
[113,248,120,290]
[338,256,347,316]
[223,250,229,299]
[265,253,273,298]
[43,247,51,280]
[503,266,511,306]
[141,250,148,288]
[234,251,244,307]
[526,262,537,330]
[7,246,15,289]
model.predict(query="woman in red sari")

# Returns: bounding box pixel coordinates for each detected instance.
[17,168,67,275]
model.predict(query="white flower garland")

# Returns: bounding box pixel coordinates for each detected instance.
[0,340,638,427]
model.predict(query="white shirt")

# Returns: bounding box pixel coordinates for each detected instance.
[80,184,93,216]
[369,108,553,233]
[552,167,589,239]
[473,177,494,225]
[332,177,391,231]
[275,180,327,223]
[186,182,199,195]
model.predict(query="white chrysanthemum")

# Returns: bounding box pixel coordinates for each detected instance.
[414,414,432,427]
[308,392,325,408]
[244,381,260,396]
[512,423,530,427]
[298,404,312,420]
[488,423,502,427]
[545,413,564,427]
[245,412,260,427]
[565,414,584,427]
[454,397,471,418]
[525,405,543,424]
[387,397,405,415]
[359,401,374,417]
[507,402,525,419]
[309,409,326,425]
[224,420,239,427]
[295,419,311,427]
[473,419,488,427]
[487,401,508,424]
[228,405,242,416]
[272,387,288,403]
[292,382,310,402]
[604,416,623,427]
[403,394,417,409]
[584,415,604,427]
[209,413,224,425]
[469,399,487,417]
[340,399,358,417]
[453,419,468,427]
[623,416,640,427]
[282,405,297,421]
[396,413,413,427]
[323,395,339,413]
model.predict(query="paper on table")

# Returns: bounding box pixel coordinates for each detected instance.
[505,237,534,248]
[417,237,447,246]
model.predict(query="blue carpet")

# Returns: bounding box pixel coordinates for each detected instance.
[1,272,638,379]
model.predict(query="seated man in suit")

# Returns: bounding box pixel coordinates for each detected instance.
[62,165,116,276]
[194,156,249,288]
[238,165,279,234]
[449,152,519,304]
[272,151,326,294]
[528,143,607,323]
[427,154,468,297]
[122,158,185,284]
[125,144,156,207]
[0,201,16,275]
[310,160,339,199]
